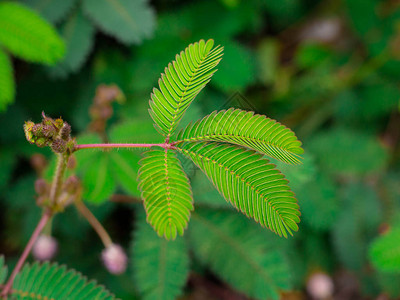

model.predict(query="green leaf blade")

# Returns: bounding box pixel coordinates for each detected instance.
[0,2,65,64]
[137,149,194,240]
[149,39,223,138]
[21,0,77,24]
[0,48,14,112]
[11,262,117,299]
[369,227,400,273]
[48,8,95,78]
[176,108,303,164]
[0,255,8,285]
[82,0,155,45]
[82,152,116,204]
[178,141,300,237]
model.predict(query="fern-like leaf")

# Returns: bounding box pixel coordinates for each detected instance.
[189,209,291,300]
[0,48,14,112]
[131,211,190,300]
[176,108,303,164]
[11,261,116,299]
[0,2,65,64]
[138,149,194,240]
[177,141,300,237]
[148,39,223,138]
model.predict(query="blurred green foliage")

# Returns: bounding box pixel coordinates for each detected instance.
[1,0,400,299]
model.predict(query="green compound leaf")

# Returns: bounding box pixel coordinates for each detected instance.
[82,0,155,45]
[49,8,95,78]
[176,108,303,164]
[0,48,14,112]
[177,141,300,237]
[0,2,65,64]
[148,39,223,138]
[137,149,194,240]
[369,227,400,273]
[131,211,190,300]
[11,261,117,299]
[21,0,77,24]
[189,209,291,300]
[0,255,8,285]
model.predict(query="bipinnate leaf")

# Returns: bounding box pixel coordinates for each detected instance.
[0,2,65,64]
[82,0,155,45]
[369,227,400,273]
[189,209,291,300]
[0,255,8,285]
[138,149,194,240]
[131,212,190,300]
[176,108,303,164]
[11,261,116,299]
[22,0,77,24]
[177,142,300,237]
[0,48,14,112]
[148,39,223,138]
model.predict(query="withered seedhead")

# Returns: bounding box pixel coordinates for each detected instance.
[24,113,76,155]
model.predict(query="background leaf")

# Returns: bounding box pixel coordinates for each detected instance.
[0,48,14,112]
[82,151,116,204]
[369,227,400,273]
[82,0,155,45]
[0,255,8,285]
[22,0,77,24]
[48,8,95,78]
[212,41,256,92]
[189,209,291,300]
[0,2,65,64]
[131,211,190,300]
[307,127,389,176]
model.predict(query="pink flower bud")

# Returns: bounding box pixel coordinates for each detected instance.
[307,272,334,299]
[32,235,58,261]
[101,244,127,275]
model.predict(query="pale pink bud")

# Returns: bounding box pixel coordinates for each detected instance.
[32,235,58,261]
[307,272,334,299]
[101,244,127,275]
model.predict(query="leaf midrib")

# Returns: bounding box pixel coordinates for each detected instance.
[166,51,208,138]
[176,133,300,160]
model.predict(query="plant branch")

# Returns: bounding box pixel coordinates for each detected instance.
[49,153,68,205]
[74,143,176,151]
[1,209,52,297]
[74,200,112,248]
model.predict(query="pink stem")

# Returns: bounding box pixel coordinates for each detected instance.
[74,143,176,151]
[1,210,52,297]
